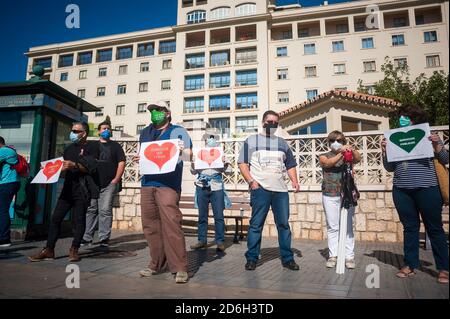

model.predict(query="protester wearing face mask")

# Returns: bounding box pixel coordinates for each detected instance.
[29,122,99,263]
[319,131,361,269]
[189,131,232,252]
[81,122,126,247]
[381,105,449,284]
[133,101,193,284]
[238,111,300,271]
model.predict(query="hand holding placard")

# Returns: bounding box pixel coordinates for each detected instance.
[31,157,64,184]
[139,139,180,175]
[384,123,434,162]
[193,147,224,169]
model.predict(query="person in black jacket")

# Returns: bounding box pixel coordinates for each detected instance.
[29,122,99,262]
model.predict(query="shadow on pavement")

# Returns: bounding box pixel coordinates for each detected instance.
[256,247,303,267]
[364,250,438,277]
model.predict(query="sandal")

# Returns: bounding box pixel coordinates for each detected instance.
[438,271,449,284]
[396,266,416,278]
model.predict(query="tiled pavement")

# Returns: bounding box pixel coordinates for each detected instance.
[0,231,448,299]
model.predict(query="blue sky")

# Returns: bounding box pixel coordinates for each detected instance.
[0,0,353,82]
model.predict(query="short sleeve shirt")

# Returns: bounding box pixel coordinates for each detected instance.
[237,134,297,192]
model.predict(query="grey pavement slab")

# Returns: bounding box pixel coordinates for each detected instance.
[0,230,448,299]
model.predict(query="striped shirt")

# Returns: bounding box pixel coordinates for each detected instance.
[383,145,449,189]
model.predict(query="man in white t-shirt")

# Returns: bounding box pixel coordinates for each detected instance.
[238,111,300,271]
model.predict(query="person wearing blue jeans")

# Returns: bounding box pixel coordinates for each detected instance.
[190,131,231,252]
[382,104,449,284]
[238,111,300,271]
[0,136,20,247]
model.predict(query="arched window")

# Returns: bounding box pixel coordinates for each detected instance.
[235,3,256,17]
[187,10,206,24]
[210,7,231,20]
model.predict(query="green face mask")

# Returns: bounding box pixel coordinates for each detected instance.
[151,110,166,126]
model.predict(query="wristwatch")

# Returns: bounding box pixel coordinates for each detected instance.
[247,179,255,185]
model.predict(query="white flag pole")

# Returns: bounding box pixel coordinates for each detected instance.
[336,206,348,274]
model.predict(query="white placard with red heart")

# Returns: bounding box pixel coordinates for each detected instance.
[193,147,224,170]
[139,139,180,175]
[31,157,64,184]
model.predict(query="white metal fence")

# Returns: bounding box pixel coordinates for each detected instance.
[114,126,449,191]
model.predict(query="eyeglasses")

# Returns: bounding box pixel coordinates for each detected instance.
[71,130,85,134]
[329,139,345,144]
[265,121,279,125]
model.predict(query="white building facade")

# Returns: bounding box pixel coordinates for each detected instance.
[26,0,449,137]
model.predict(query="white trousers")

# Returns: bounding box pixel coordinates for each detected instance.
[322,195,355,259]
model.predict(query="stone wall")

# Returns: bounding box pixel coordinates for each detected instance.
[112,187,449,243]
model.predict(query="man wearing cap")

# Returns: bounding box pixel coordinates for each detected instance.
[135,100,192,284]
[190,130,232,252]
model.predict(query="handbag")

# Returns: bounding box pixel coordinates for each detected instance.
[434,158,449,206]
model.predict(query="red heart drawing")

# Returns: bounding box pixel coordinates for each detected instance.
[144,142,178,170]
[43,160,63,180]
[198,148,221,166]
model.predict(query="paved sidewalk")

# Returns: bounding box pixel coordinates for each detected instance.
[0,231,448,299]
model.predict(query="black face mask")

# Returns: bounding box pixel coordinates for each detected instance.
[263,123,279,135]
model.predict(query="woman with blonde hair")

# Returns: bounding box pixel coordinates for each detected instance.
[319,131,361,269]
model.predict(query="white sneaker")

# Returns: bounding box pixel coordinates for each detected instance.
[0,243,11,248]
[139,268,158,277]
[345,259,356,269]
[175,271,189,284]
[326,257,337,268]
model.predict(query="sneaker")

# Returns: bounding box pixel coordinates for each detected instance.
[28,247,55,262]
[175,271,189,284]
[326,257,337,268]
[345,259,356,269]
[139,268,158,277]
[80,240,92,247]
[190,242,207,250]
[245,260,257,271]
[99,239,109,247]
[282,260,300,271]
[0,240,11,248]
[216,244,226,252]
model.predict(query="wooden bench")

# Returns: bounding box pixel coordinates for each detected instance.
[179,195,251,243]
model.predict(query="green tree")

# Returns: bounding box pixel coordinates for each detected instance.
[358,57,449,127]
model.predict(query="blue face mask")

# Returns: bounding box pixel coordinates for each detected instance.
[399,116,411,127]
[100,129,112,140]
[206,138,217,147]
[69,131,81,143]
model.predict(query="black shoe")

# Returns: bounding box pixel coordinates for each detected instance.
[0,240,11,248]
[99,239,109,247]
[282,260,300,271]
[80,240,92,247]
[245,260,257,271]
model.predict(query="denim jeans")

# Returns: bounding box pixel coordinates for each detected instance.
[196,186,225,245]
[245,187,294,264]
[84,183,117,242]
[0,182,20,242]
[393,186,449,271]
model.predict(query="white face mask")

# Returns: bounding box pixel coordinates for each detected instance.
[330,141,343,152]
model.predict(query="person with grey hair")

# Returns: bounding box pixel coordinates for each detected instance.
[190,130,232,252]
[29,122,100,263]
